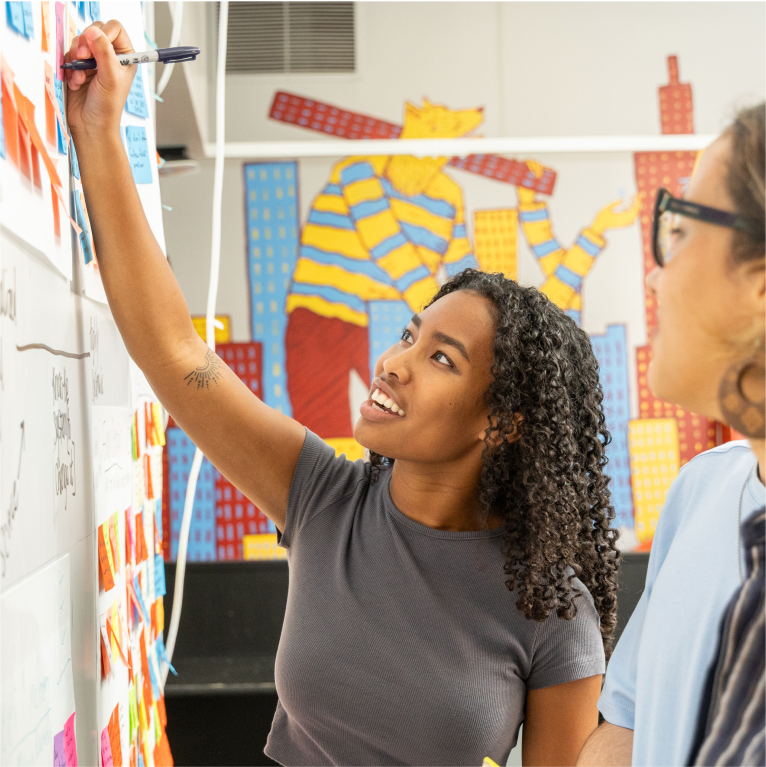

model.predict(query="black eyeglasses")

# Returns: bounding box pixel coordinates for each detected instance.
[652,187,763,267]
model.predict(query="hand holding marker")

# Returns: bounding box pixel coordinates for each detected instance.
[62,46,200,70]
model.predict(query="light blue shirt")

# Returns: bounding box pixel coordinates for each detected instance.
[599,441,764,767]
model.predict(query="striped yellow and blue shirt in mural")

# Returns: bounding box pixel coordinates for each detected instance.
[518,200,606,324]
[287,156,478,327]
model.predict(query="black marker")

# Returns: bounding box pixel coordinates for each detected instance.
[62,46,200,71]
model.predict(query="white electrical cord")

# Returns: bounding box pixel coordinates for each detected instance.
[164,0,228,684]
[155,0,184,97]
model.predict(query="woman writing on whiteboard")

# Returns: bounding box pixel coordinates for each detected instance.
[66,22,618,766]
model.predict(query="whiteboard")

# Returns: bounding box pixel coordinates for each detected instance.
[0,3,172,765]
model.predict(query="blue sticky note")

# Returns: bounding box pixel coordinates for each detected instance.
[154,554,166,598]
[6,2,25,35]
[138,753,145,767]
[54,79,67,155]
[76,1,86,19]
[125,126,153,184]
[154,498,163,542]
[88,1,100,21]
[69,136,80,179]
[73,193,95,264]
[20,2,32,38]
[147,648,160,700]
[125,65,149,118]
[156,635,177,676]
[133,574,151,624]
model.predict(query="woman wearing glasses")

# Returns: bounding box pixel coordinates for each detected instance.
[578,104,765,767]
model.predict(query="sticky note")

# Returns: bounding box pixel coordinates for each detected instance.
[0,81,5,160]
[128,685,138,742]
[156,597,164,634]
[154,555,166,598]
[6,3,25,35]
[76,1,85,19]
[113,511,121,570]
[124,126,152,184]
[133,575,150,624]
[108,704,123,767]
[100,726,114,767]
[41,1,50,50]
[73,193,94,264]
[136,511,148,562]
[64,712,78,767]
[157,694,167,728]
[156,635,176,676]
[89,1,99,21]
[54,2,64,78]
[100,625,111,678]
[21,2,33,37]
[98,524,115,591]
[137,753,144,767]
[125,65,148,119]
[154,499,163,543]
[153,735,173,767]
[54,77,66,154]
[53,729,66,766]
[108,514,120,573]
[70,137,79,178]
[147,647,160,700]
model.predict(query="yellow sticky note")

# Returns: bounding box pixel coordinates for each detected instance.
[102,521,115,577]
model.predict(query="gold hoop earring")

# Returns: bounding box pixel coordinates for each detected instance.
[718,354,766,438]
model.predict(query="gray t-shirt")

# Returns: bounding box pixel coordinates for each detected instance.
[265,430,605,766]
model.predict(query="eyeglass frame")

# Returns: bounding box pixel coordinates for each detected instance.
[651,187,763,267]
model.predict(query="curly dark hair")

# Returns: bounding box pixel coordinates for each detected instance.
[370,269,621,656]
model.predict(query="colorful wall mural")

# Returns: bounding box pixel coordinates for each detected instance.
[163,55,738,561]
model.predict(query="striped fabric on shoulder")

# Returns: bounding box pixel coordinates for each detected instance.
[689,507,765,766]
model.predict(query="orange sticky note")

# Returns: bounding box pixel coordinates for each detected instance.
[100,626,111,678]
[147,455,154,501]
[136,512,148,563]
[107,616,130,669]
[139,628,151,685]
[15,87,60,187]
[44,83,56,146]
[41,2,50,51]
[98,524,115,591]
[108,515,120,573]
[108,704,123,767]
[157,694,168,728]
[1,68,19,166]
[153,734,173,767]
[51,182,61,238]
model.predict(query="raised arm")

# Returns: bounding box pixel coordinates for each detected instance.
[65,21,305,530]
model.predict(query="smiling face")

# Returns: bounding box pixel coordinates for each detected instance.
[646,133,765,419]
[354,290,497,466]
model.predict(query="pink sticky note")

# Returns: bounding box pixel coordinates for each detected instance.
[53,729,66,766]
[100,726,113,767]
[64,712,78,767]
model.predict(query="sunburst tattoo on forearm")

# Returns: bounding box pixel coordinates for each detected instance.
[184,349,225,390]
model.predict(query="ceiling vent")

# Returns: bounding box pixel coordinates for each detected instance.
[218,2,356,75]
